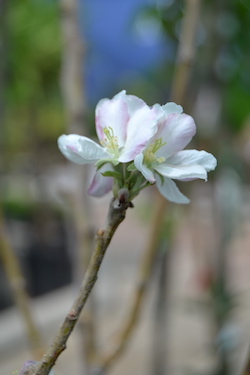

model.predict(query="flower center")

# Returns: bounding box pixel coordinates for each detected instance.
[144,138,166,165]
[101,127,120,159]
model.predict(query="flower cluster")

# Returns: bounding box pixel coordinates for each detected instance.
[58,90,217,204]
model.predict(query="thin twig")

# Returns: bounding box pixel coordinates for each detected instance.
[32,194,132,375]
[0,207,43,358]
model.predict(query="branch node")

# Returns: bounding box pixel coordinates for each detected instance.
[67,311,77,321]
[96,229,105,238]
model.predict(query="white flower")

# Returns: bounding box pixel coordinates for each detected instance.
[134,103,217,203]
[58,90,162,197]
[58,90,160,167]
[58,92,217,203]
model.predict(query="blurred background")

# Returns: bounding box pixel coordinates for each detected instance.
[1,0,250,374]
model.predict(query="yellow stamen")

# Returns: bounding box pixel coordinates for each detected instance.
[101,127,120,158]
[144,138,166,165]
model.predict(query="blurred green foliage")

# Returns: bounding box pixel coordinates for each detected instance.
[3,0,65,153]
[210,0,250,133]
[7,0,61,103]
[2,198,63,221]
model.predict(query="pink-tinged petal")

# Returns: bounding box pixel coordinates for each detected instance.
[114,90,157,117]
[134,153,156,182]
[154,163,207,181]
[119,105,159,162]
[155,175,190,204]
[123,92,150,116]
[95,94,129,147]
[154,113,196,159]
[167,150,217,171]
[58,134,109,164]
[88,164,113,197]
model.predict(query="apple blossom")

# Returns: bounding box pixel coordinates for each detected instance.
[58,90,160,167]
[134,102,217,203]
[58,91,217,204]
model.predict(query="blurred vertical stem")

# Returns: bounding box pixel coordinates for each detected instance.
[152,215,173,375]
[152,0,202,373]
[242,356,250,375]
[60,0,97,371]
[152,246,169,375]
[171,0,201,103]
[60,0,86,132]
[0,0,8,156]
[0,207,43,358]
[213,173,241,375]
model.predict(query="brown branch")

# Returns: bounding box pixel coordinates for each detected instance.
[32,193,132,375]
[0,207,43,358]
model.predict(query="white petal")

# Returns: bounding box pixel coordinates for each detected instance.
[154,113,196,159]
[119,105,159,162]
[134,153,156,182]
[88,164,113,197]
[95,93,129,147]
[125,94,152,116]
[154,163,207,181]
[58,134,109,164]
[155,175,190,204]
[113,90,126,99]
[167,150,217,171]
[161,102,183,114]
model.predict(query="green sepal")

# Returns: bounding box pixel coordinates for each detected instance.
[127,162,137,172]
[132,174,145,189]
[96,161,107,170]
[96,158,119,169]
[102,171,122,180]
